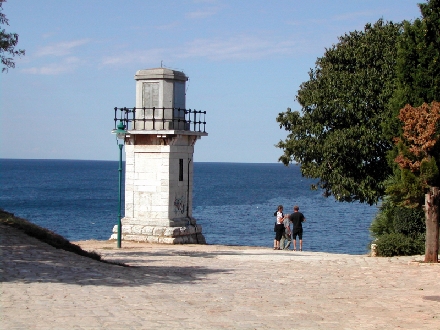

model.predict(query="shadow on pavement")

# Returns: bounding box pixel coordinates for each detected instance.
[0,227,232,287]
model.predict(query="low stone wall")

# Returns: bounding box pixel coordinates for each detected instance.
[110,224,206,244]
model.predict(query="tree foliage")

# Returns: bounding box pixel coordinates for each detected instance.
[383,0,440,208]
[375,232,425,257]
[395,102,440,179]
[393,206,426,237]
[369,198,395,237]
[370,197,425,256]
[0,0,25,72]
[385,0,440,141]
[276,19,402,205]
[387,102,440,261]
[382,0,440,261]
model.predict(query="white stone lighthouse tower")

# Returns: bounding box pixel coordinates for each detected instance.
[111,68,207,244]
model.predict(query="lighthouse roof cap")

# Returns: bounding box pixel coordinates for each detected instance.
[134,68,188,81]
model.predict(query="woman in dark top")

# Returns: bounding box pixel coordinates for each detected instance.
[274,205,285,250]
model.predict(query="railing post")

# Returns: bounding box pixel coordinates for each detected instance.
[193,109,196,131]
[131,107,136,130]
[162,107,165,130]
[128,107,134,130]
[150,107,154,130]
[113,107,206,133]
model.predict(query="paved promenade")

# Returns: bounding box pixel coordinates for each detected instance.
[1,224,439,329]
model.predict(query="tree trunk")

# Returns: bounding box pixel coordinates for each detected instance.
[424,187,439,263]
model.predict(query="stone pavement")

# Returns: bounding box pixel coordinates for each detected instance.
[1,224,439,330]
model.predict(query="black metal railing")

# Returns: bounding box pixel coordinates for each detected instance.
[113,107,207,133]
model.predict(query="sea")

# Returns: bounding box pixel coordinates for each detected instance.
[0,159,379,255]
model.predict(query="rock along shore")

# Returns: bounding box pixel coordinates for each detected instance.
[1,224,439,329]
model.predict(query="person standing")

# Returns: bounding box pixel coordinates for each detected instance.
[273,205,285,250]
[288,205,306,251]
[280,214,291,250]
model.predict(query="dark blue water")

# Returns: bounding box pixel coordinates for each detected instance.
[0,159,378,254]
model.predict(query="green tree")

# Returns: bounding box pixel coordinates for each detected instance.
[0,0,25,72]
[391,0,440,145]
[276,19,402,205]
[385,0,440,140]
[383,0,440,262]
[389,102,440,262]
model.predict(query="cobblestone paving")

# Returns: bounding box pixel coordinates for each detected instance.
[1,224,439,329]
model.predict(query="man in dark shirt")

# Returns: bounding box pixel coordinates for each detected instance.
[288,205,306,251]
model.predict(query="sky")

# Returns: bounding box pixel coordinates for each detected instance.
[0,0,423,163]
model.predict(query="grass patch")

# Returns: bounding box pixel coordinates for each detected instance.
[0,209,128,267]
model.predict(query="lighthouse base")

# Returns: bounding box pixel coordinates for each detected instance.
[109,218,206,244]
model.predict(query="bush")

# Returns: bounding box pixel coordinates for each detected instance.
[375,232,425,257]
[370,198,427,256]
[393,207,425,237]
[370,198,395,237]
[413,234,426,253]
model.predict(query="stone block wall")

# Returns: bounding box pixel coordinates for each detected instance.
[110,223,206,244]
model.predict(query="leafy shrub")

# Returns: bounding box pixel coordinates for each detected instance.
[393,207,425,237]
[413,234,426,253]
[370,197,427,256]
[375,232,425,257]
[370,198,395,238]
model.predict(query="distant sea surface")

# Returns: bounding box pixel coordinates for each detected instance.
[0,159,378,254]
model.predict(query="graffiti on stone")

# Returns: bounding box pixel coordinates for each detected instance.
[174,196,185,214]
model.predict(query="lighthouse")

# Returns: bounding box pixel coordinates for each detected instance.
[111,68,207,244]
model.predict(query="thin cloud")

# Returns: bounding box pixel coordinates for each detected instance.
[35,39,91,57]
[180,35,297,60]
[192,0,217,3]
[333,10,378,22]
[185,8,218,19]
[21,57,81,75]
[156,21,181,30]
[287,10,384,27]
[101,34,300,67]
[101,48,166,67]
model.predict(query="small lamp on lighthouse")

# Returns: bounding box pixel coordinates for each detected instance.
[111,120,127,248]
